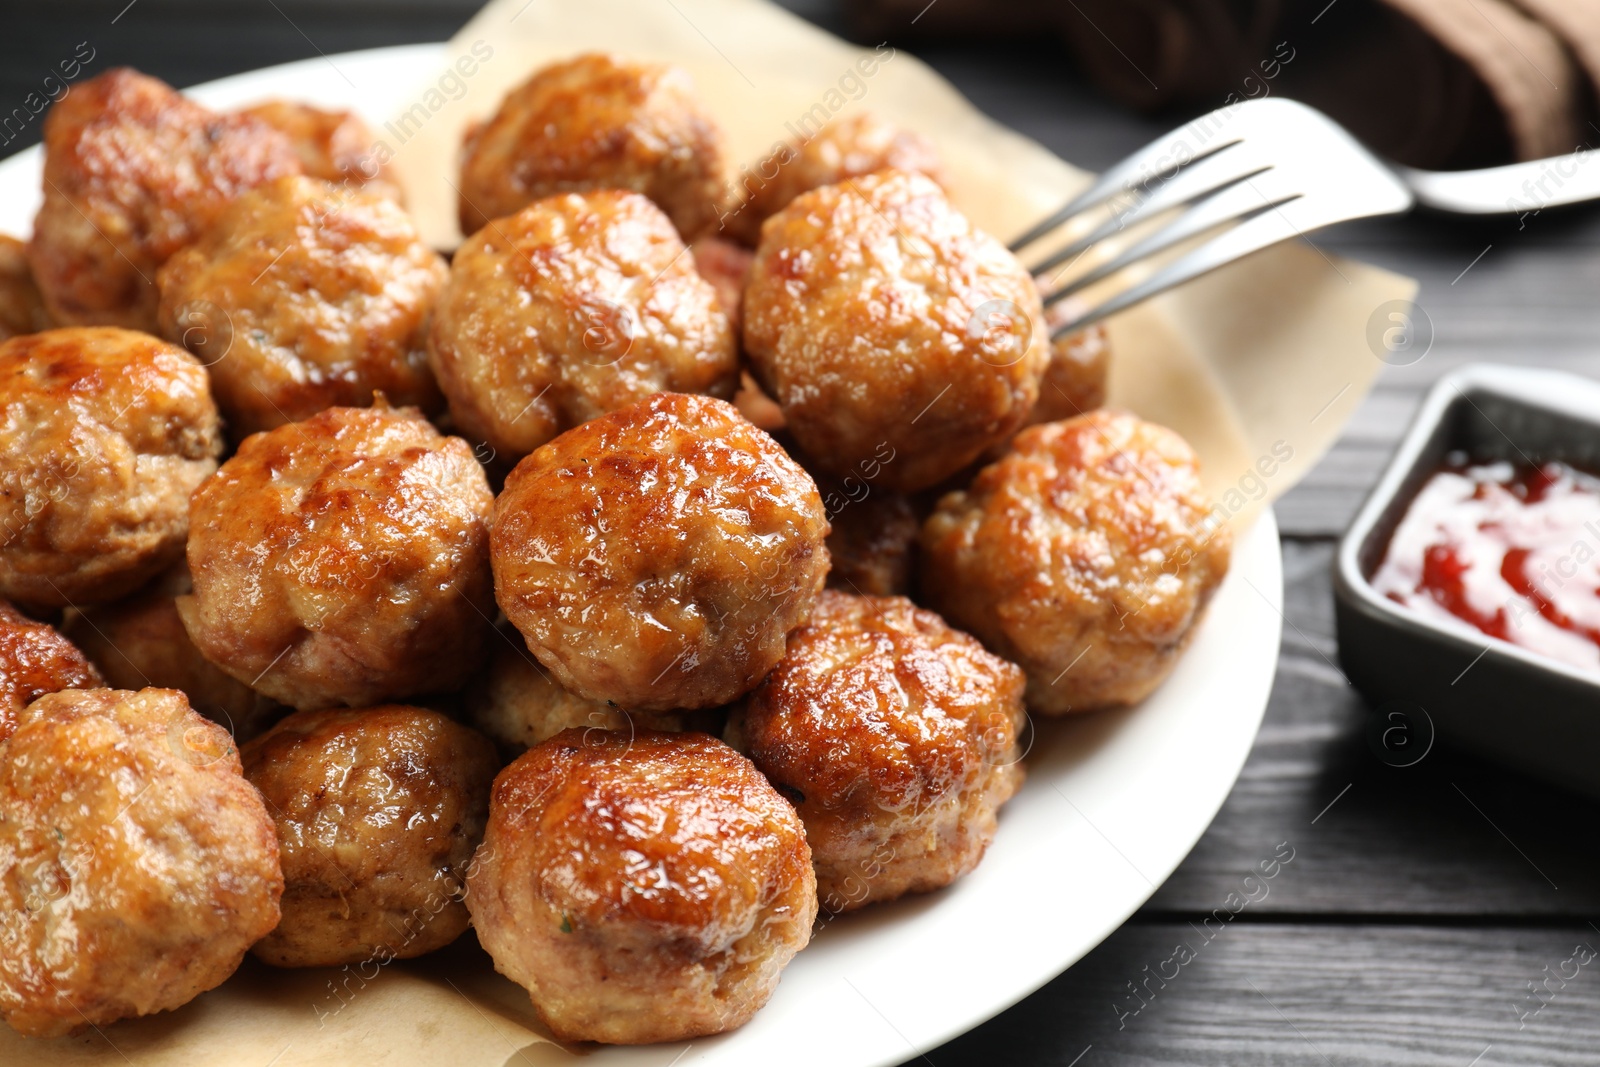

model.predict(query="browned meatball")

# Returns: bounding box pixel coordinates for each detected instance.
[0,328,222,610]
[466,729,816,1044]
[744,170,1047,493]
[458,53,725,239]
[1028,310,1109,426]
[725,591,1023,913]
[28,68,302,331]
[492,393,829,712]
[465,635,717,755]
[691,234,753,337]
[238,100,396,194]
[63,563,281,741]
[0,599,101,743]
[812,468,920,597]
[921,410,1231,713]
[0,236,51,341]
[157,175,447,439]
[429,190,737,465]
[724,112,945,246]
[179,403,495,711]
[0,687,281,1038]
[242,705,498,968]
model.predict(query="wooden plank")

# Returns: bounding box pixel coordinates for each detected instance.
[916,923,1600,1066]
[1149,539,1600,916]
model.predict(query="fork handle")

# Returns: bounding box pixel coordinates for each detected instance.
[1398,152,1600,216]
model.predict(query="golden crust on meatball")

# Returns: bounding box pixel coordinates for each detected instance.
[920,410,1231,713]
[726,591,1023,912]
[492,393,829,712]
[0,327,222,610]
[723,112,945,246]
[466,729,816,1044]
[238,100,396,193]
[429,190,737,464]
[465,634,718,755]
[157,175,448,439]
[0,687,281,1038]
[459,53,726,239]
[28,68,302,331]
[743,169,1047,493]
[0,236,51,342]
[63,563,281,742]
[0,599,101,743]
[242,705,498,968]
[179,403,495,711]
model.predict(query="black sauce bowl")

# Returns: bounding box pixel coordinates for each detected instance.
[1333,363,1600,798]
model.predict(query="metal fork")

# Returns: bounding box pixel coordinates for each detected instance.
[1020,97,1600,336]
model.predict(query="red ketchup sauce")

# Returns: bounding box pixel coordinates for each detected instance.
[1371,456,1600,672]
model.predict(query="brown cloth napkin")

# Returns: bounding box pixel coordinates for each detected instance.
[851,0,1600,168]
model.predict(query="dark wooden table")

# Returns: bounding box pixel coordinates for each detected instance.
[12,3,1600,1064]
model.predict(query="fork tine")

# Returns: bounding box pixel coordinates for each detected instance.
[1040,179,1297,307]
[1047,207,1307,335]
[1009,108,1249,252]
[1025,155,1274,278]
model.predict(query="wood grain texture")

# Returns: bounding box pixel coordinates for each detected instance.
[918,923,1600,1066]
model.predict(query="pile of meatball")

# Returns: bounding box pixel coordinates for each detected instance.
[0,54,1231,1046]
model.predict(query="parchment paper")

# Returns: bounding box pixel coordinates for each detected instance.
[2,0,1414,1063]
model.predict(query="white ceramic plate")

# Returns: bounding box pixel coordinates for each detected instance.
[0,44,1283,1067]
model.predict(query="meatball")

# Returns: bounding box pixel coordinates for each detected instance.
[0,687,281,1038]
[920,410,1232,713]
[492,393,829,712]
[812,468,920,597]
[0,599,101,743]
[242,705,498,968]
[466,635,718,756]
[179,403,495,711]
[724,112,944,246]
[429,189,738,465]
[238,100,396,194]
[0,236,51,341]
[744,169,1048,493]
[63,563,281,742]
[157,175,448,439]
[28,68,302,331]
[458,53,725,239]
[466,729,816,1044]
[0,327,222,610]
[691,234,753,336]
[1028,309,1109,426]
[725,591,1023,912]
